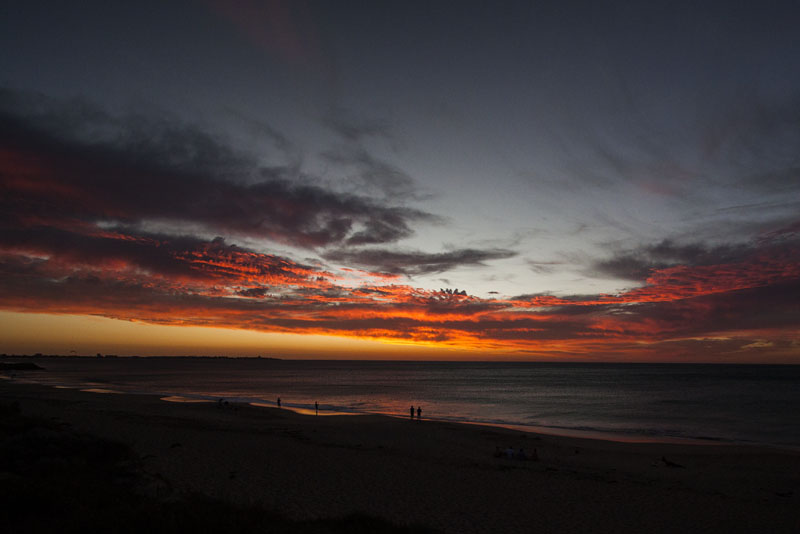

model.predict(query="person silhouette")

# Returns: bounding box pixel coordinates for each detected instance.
[410,405,414,419]
[277,397,281,408]
[417,406,422,420]
[315,401,319,415]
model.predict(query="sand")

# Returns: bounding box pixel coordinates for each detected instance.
[2,381,798,533]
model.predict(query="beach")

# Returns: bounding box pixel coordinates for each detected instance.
[2,381,799,533]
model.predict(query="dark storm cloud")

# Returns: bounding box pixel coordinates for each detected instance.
[504,278,800,346]
[0,88,433,248]
[593,239,753,281]
[0,224,318,287]
[0,260,276,321]
[607,279,800,340]
[323,247,517,276]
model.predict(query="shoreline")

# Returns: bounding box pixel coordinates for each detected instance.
[2,380,799,533]
[7,374,798,451]
[5,357,798,452]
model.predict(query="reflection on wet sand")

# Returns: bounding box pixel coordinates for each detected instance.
[161,395,214,403]
[250,402,355,416]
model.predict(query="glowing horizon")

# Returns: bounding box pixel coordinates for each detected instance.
[2,3,799,362]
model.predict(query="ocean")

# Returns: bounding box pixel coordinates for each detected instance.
[6,358,800,449]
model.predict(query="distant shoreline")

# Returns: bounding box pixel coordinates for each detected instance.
[1,353,284,360]
[6,373,796,450]
[2,353,799,365]
[4,357,799,450]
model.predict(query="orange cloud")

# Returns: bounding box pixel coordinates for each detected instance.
[2,89,799,361]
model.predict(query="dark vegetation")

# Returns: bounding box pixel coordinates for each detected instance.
[0,401,436,534]
[0,362,44,370]
[1,354,282,360]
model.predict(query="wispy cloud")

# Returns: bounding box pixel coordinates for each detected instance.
[592,239,751,281]
[3,88,800,360]
[0,88,433,248]
[322,107,393,143]
[1,227,798,359]
[322,247,517,276]
[321,146,420,199]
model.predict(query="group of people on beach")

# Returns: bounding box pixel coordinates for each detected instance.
[495,445,538,461]
[221,396,425,421]
[276,397,320,415]
[273,398,422,420]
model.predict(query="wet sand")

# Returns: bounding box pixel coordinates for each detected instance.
[2,381,799,533]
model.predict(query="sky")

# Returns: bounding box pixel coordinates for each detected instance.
[1,0,799,361]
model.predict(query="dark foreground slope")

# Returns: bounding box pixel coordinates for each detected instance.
[0,399,434,534]
[1,382,799,534]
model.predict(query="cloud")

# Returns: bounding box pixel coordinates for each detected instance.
[604,279,800,341]
[3,88,800,361]
[704,95,800,181]
[593,239,753,281]
[525,260,562,274]
[222,107,299,161]
[0,88,434,249]
[322,247,517,276]
[0,225,328,296]
[1,229,798,359]
[236,287,270,298]
[321,146,419,199]
[322,108,393,143]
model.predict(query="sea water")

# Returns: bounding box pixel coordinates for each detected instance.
[7,358,800,448]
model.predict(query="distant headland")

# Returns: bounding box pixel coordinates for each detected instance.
[0,353,283,360]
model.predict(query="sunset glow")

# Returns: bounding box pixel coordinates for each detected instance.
[2,2,799,361]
